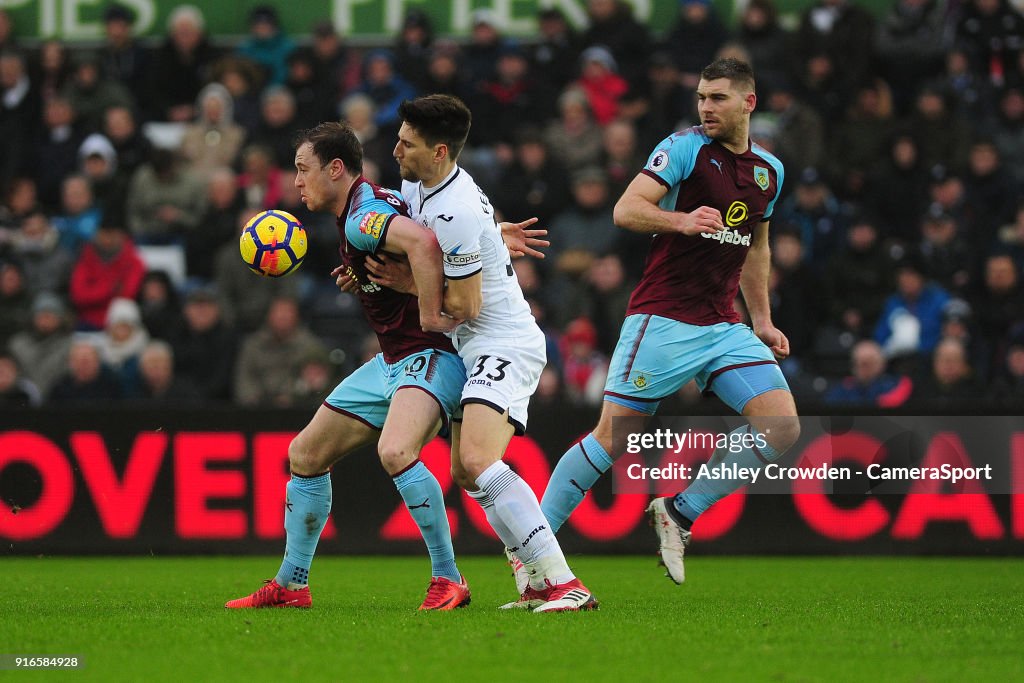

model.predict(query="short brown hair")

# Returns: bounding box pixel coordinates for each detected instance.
[701,58,756,93]
[293,121,362,174]
[398,95,472,161]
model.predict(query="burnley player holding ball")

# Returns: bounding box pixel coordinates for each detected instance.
[540,58,801,584]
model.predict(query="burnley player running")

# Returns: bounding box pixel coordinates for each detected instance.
[372,95,596,612]
[540,58,801,583]
[226,122,471,611]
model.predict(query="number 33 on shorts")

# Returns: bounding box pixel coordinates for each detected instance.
[469,355,511,384]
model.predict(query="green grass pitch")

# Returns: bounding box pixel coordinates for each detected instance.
[5,556,1023,682]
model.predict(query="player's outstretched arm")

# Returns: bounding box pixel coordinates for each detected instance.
[613,174,724,236]
[741,221,789,359]
[381,216,459,333]
[500,217,549,259]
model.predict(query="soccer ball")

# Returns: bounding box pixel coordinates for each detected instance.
[239,210,307,277]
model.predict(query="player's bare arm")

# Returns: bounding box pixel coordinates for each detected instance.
[613,174,724,235]
[442,271,482,320]
[500,217,549,259]
[379,216,459,333]
[740,221,789,359]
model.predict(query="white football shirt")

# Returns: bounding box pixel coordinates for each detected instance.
[403,165,536,339]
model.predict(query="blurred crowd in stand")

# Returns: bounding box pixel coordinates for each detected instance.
[0,0,1021,411]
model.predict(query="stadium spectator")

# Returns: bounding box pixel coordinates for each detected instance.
[47,338,121,403]
[52,174,101,254]
[60,52,134,134]
[754,75,825,174]
[78,133,127,225]
[956,0,1024,87]
[463,9,508,89]
[736,0,793,89]
[963,138,1018,244]
[171,286,237,401]
[909,336,983,405]
[571,46,628,128]
[214,208,299,333]
[470,43,556,146]
[925,164,969,230]
[290,346,338,408]
[492,129,569,231]
[187,167,242,280]
[562,252,634,354]
[8,292,72,397]
[126,148,206,244]
[0,177,38,231]
[875,0,954,113]
[990,326,1024,404]
[309,20,361,112]
[136,270,183,342]
[0,351,40,407]
[824,339,913,406]
[769,229,822,361]
[918,207,972,293]
[905,83,972,173]
[992,87,1024,185]
[560,316,609,406]
[283,49,321,130]
[236,5,294,87]
[0,9,14,52]
[252,85,299,168]
[826,79,896,197]
[543,88,603,175]
[9,210,74,294]
[972,253,1024,372]
[34,96,82,210]
[774,167,849,270]
[180,83,246,178]
[0,51,39,193]
[69,222,145,330]
[530,8,582,92]
[233,296,327,406]
[599,119,644,199]
[994,202,1024,269]
[32,39,72,102]
[795,0,876,106]
[665,0,731,91]
[341,94,401,190]
[794,50,846,123]
[102,106,150,180]
[96,296,149,393]
[237,144,284,212]
[149,5,216,123]
[874,255,951,359]
[355,50,416,135]
[549,167,618,279]
[941,46,996,123]
[581,0,651,85]
[632,52,692,152]
[99,4,149,97]
[420,41,468,99]
[864,131,930,241]
[211,57,263,135]
[131,340,200,404]
[0,261,30,345]
[393,9,434,93]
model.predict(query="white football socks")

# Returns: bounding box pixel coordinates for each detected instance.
[475,460,574,588]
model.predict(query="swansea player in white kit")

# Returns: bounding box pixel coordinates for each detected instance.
[374,94,596,612]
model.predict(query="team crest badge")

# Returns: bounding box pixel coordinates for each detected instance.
[633,374,648,389]
[754,166,770,191]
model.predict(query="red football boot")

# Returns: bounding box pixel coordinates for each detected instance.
[225,580,311,609]
[419,576,472,611]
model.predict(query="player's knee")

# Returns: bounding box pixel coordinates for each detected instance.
[450,464,476,490]
[377,440,418,476]
[458,450,495,482]
[288,438,326,477]
[764,418,800,456]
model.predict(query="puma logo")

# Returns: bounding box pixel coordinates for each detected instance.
[409,499,431,510]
